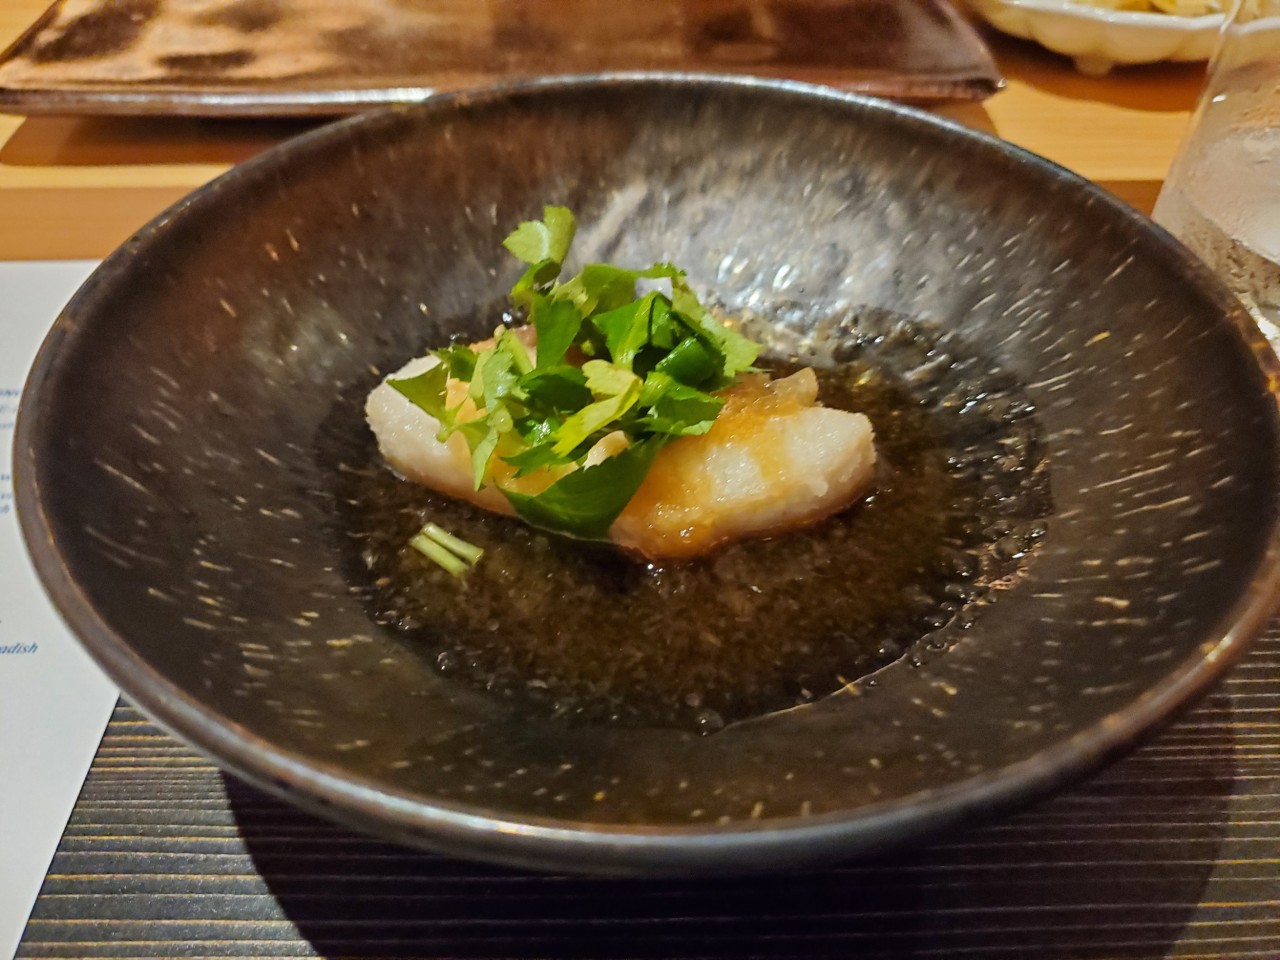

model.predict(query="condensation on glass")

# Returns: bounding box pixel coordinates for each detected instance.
[1154,0,1280,347]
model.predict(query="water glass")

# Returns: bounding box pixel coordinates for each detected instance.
[1153,0,1280,346]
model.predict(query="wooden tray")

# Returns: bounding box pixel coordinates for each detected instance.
[0,0,1002,117]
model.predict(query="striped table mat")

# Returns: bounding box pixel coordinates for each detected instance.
[17,624,1280,960]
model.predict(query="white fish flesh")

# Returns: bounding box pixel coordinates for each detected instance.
[365,333,876,560]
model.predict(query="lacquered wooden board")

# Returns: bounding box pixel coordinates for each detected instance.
[0,0,1002,116]
[17,621,1280,959]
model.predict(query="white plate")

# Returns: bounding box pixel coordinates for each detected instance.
[967,0,1223,73]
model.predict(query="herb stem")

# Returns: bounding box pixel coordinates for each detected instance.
[421,523,485,564]
[409,532,471,577]
[500,327,535,375]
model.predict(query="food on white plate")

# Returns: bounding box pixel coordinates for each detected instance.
[1067,0,1221,15]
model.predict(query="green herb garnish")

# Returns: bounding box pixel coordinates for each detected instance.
[409,522,484,577]
[389,206,762,540]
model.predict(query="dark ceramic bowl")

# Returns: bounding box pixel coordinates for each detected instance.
[17,75,1280,875]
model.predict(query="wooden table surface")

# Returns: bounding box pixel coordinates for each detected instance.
[0,0,1207,262]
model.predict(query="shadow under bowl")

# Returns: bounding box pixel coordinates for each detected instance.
[16,74,1280,875]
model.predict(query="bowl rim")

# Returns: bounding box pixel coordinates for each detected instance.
[16,71,1280,873]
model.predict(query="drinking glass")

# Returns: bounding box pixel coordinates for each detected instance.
[1153,0,1280,347]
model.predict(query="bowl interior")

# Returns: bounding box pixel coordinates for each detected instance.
[19,77,1280,871]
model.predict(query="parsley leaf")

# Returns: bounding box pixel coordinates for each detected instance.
[582,359,640,398]
[671,277,760,379]
[502,440,570,477]
[530,295,582,369]
[654,336,719,387]
[388,363,458,436]
[510,259,563,308]
[503,438,664,540]
[506,207,577,307]
[495,326,534,375]
[554,262,681,316]
[636,371,724,437]
[519,365,591,412]
[432,343,479,383]
[589,293,662,372]
[551,381,641,456]
[503,205,577,265]
[456,419,502,490]
[647,293,681,351]
[471,344,519,409]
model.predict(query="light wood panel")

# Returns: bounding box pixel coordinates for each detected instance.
[0,1,1203,260]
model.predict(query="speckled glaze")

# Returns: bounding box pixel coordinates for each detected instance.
[16,75,1280,875]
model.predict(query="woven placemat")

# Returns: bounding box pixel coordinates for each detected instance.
[17,624,1280,959]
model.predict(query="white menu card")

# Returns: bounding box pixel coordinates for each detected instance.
[0,261,118,960]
